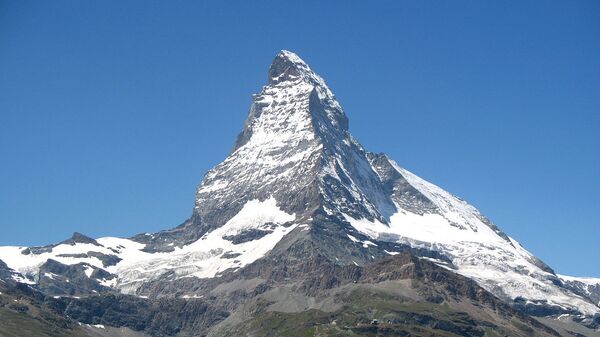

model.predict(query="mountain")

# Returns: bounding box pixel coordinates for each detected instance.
[1,50,598,336]
[0,263,149,337]
[559,275,600,308]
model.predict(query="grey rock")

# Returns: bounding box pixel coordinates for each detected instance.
[222,229,273,244]
[37,259,115,296]
[21,232,100,256]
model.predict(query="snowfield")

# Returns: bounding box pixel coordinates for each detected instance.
[0,198,296,294]
[344,162,600,316]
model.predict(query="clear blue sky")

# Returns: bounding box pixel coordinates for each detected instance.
[1,1,598,277]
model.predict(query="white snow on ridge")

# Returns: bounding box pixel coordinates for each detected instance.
[344,207,501,246]
[0,198,296,294]
[111,197,297,293]
[344,160,600,316]
[558,274,600,302]
[218,197,294,235]
[0,242,118,276]
[388,159,501,236]
[558,274,600,285]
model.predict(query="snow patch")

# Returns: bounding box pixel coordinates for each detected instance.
[83,265,94,278]
[347,234,360,243]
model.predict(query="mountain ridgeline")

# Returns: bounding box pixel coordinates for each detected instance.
[0,51,599,337]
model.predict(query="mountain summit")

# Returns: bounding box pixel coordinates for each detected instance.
[193,50,393,238]
[1,51,599,336]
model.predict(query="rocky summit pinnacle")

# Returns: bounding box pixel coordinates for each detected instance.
[193,49,390,238]
[268,50,313,84]
[0,51,599,336]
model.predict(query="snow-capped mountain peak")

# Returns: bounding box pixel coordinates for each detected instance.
[193,50,390,235]
[0,50,598,326]
[190,50,600,320]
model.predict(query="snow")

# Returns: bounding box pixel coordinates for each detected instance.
[0,198,297,294]
[558,274,600,285]
[98,277,117,288]
[344,160,600,316]
[279,50,306,66]
[180,294,203,299]
[362,240,377,248]
[217,197,294,236]
[11,274,35,285]
[0,243,109,276]
[346,234,360,243]
[345,210,502,247]
[298,224,310,232]
[83,265,94,278]
[557,274,600,303]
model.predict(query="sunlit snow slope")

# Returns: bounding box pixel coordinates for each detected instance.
[0,198,297,294]
[346,159,599,316]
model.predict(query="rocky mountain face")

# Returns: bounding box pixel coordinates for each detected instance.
[559,275,600,308]
[1,50,599,336]
[0,267,149,337]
